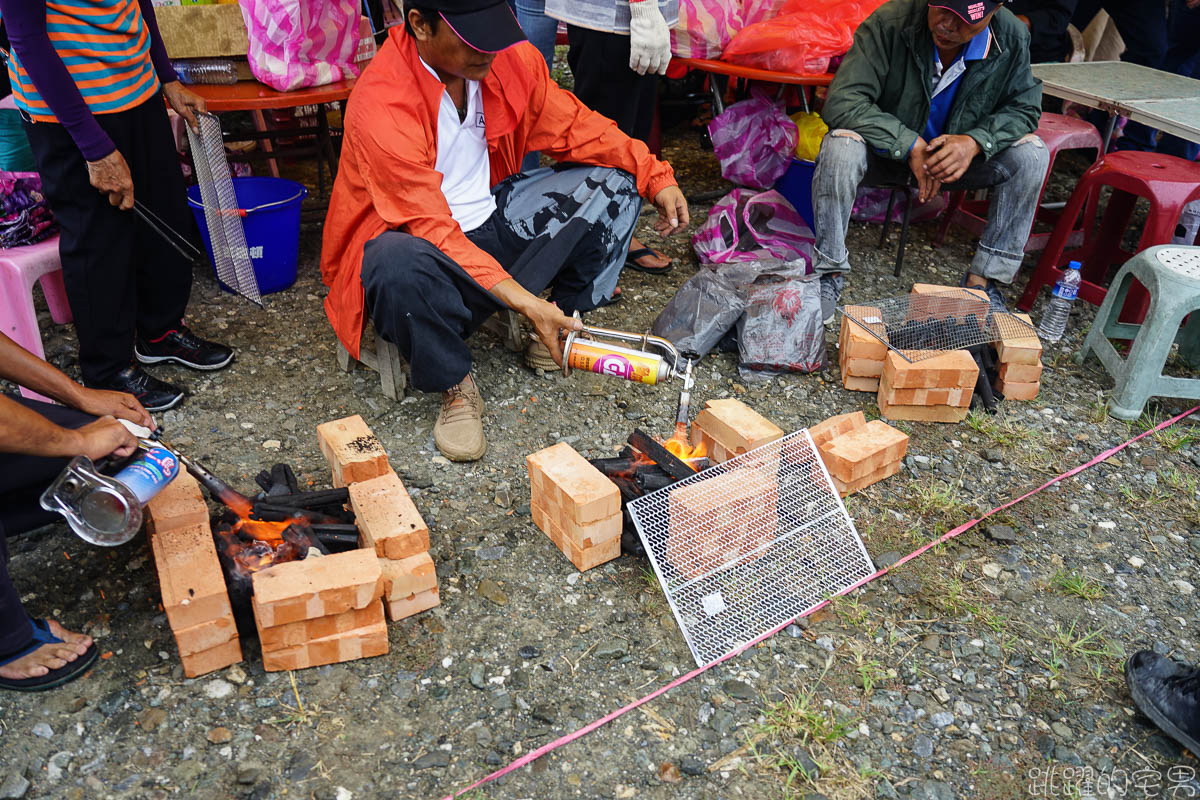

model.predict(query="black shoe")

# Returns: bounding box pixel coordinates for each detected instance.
[95,366,185,413]
[135,326,233,371]
[960,271,1007,311]
[1125,649,1200,757]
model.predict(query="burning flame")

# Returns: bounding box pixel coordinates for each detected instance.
[214,487,314,577]
[664,422,707,469]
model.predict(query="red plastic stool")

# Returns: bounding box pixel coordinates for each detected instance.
[933,113,1102,253]
[1016,151,1200,322]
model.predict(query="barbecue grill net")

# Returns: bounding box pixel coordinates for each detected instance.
[627,430,873,667]
[839,289,1038,363]
[187,113,262,306]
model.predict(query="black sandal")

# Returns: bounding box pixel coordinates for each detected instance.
[624,247,674,275]
[0,618,99,693]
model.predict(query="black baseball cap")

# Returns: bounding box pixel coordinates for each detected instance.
[419,0,527,53]
[928,0,1005,24]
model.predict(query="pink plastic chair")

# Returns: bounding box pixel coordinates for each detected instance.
[0,234,72,402]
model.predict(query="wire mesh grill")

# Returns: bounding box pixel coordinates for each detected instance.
[840,289,1038,362]
[187,113,262,306]
[627,430,874,667]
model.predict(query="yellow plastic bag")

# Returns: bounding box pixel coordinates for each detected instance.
[791,111,828,162]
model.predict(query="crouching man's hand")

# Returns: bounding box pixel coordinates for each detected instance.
[652,186,690,236]
[489,278,584,368]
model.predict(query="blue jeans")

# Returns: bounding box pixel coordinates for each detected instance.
[812,130,1049,283]
[510,0,558,171]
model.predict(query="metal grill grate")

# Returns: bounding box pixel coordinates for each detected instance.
[1156,246,1200,279]
[627,430,874,666]
[840,289,1038,363]
[187,113,262,306]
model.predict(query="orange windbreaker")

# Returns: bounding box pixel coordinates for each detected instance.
[321,29,679,358]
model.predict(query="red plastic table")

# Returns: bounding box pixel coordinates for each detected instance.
[673,57,834,114]
[190,78,356,197]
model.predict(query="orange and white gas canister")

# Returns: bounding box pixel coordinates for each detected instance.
[565,339,670,386]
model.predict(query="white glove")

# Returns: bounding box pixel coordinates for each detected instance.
[628,1,672,76]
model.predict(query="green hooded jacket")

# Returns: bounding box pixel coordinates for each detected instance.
[821,0,1042,162]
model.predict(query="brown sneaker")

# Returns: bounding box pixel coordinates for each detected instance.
[524,339,560,371]
[434,374,486,461]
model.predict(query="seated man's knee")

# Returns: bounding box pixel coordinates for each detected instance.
[1008,134,1050,174]
[817,129,868,163]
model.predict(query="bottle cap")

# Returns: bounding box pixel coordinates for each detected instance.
[1067,260,1081,270]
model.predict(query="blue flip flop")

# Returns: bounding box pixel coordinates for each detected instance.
[0,618,98,693]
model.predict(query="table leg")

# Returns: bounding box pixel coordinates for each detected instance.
[252,110,282,179]
[1101,112,1118,153]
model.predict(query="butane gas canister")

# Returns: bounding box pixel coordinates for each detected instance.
[565,339,670,385]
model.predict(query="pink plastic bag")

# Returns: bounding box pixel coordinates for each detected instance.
[851,186,948,224]
[692,188,815,266]
[671,0,742,60]
[708,93,798,189]
[741,0,788,27]
[721,0,886,74]
[238,0,361,92]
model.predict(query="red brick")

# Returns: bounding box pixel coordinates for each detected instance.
[841,357,884,378]
[261,616,388,672]
[877,399,970,423]
[349,471,430,560]
[173,614,237,657]
[666,460,779,580]
[150,521,232,632]
[386,587,441,621]
[840,305,888,361]
[690,428,732,463]
[316,415,391,488]
[258,599,385,652]
[180,636,242,679]
[831,459,902,497]
[692,399,784,457]
[995,378,1039,401]
[880,350,978,390]
[880,386,972,408]
[145,470,208,537]
[998,360,1043,383]
[560,533,621,572]
[531,500,620,569]
[818,420,909,483]
[909,284,989,325]
[841,375,880,393]
[808,411,865,451]
[526,443,620,526]
[251,548,382,628]
[995,313,1042,366]
[378,552,438,601]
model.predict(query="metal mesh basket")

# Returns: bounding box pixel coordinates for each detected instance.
[840,289,1038,363]
[187,113,262,306]
[627,430,874,667]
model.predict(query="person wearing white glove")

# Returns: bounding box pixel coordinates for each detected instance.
[627,0,672,75]
[545,0,681,275]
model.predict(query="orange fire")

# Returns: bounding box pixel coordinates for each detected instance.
[664,422,707,469]
[214,487,312,576]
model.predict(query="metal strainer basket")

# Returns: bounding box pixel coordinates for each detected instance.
[840,289,1038,363]
[187,112,262,306]
[627,430,874,666]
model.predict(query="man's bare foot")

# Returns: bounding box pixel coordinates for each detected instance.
[626,236,671,272]
[0,620,92,681]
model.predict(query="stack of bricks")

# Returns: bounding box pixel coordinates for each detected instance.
[839,305,889,392]
[877,350,979,423]
[318,414,440,624]
[666,455,779,579]
[691,399,784,463]
[146,470,243,678]
[994,312,1042,401]
[808,411,909,496]
[251,548,386,672]
[526,442,622,571]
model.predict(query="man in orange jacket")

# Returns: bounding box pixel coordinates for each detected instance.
[321,0,688,462]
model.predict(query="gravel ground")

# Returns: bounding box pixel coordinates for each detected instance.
[4,100,1200,800]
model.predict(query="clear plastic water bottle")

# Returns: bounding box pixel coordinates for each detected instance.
[1037,260,1082,344]
[172,58,239,86]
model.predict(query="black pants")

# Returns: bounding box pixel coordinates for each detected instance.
[0,396,94,654]
[24,92,194,385]
[362,165,642,393]
[566,26,659,142]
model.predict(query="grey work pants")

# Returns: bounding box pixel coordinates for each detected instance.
[811,130,1049,283]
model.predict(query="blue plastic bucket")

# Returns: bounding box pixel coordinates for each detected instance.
[774,157,816,231]
[187,176,307,295]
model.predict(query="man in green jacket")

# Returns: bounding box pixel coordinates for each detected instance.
[813,0,1048,321]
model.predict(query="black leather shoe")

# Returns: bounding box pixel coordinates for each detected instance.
[94,365,185,412]
[1125,649,1200,757]
[135,326,233,371]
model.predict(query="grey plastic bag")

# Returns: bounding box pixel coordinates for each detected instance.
[651,267,745,359]
[736,272,825,374]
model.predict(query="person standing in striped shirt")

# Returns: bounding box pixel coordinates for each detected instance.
[0,0,234,412]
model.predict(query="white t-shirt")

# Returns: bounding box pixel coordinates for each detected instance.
[419,58,496,233]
